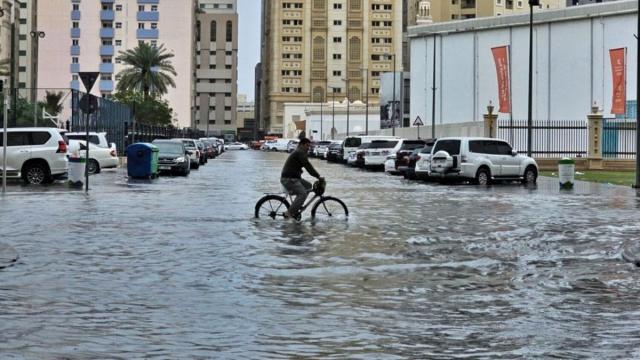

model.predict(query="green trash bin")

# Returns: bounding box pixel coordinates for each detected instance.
[558,157,575,189]
[150,144,159,177]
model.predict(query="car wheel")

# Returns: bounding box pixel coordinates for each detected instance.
[475,168,491,186]
[522,166,538,185]
[22,162,50,185]
[87,159,100,174]
[192,162,199,170]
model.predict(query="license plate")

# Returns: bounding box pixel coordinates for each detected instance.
[372,152,380,156]
[159,165,171,170]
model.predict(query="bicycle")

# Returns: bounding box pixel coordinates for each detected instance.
[254,179,349,220]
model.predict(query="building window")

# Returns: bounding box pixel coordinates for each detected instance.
[226,21,232,42]
[333,3,342,9]
[72,22,79,28]
[151,23,157,29]
[72,57,79,64]
[312,36,325,61]
[333,53,342,59]
[151,5,158,11]
[196,20,201,41]
[349,37,361,61]
[314,0,325,9]
[333,70,341,76]
[73,4,80,10]
[115,22,122,29]
[115,40,122,46]
[333,37,342,43]
[72,39,79,46]
[115,4,122,11]
[211,21,217,41]
[349,0,361,10]
[138,5,145,11]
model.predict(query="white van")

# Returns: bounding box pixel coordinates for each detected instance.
[264,138,293,151]
[342,135,400,162]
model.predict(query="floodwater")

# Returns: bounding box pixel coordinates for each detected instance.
[1,150,640,359]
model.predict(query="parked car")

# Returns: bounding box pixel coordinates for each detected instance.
[0,127,68,184]
[342,135,400,163]
[173,138,200,169]
[286,139,299,152]
[263,138,292,151]
[394,139,430,172]
[195,140,208,164]
[200,140,217,159]
[363,139,403,169]
[225,142,250,150]
[67,139,119,174]
[152,139,190,176]
[250,140,264,150]
[326,141,344,162]
[429,137,538,185]
[65,131,110,149]
[400,147,426,179]
[413,143,437,181]
[313,140,333,158]
[348,142,373,167]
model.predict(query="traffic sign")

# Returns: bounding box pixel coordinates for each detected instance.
[78,72,99,92]
[79,94,98,114]
[413,116,424,126]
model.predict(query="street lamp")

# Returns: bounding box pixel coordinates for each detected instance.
[527,0,539,157]
[329,86,338,140]
[360,67,369,135]
[30,30,45,127]
[341,77,350,137]
[385,53,397,136]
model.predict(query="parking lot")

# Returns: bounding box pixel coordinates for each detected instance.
[2,149,640,358]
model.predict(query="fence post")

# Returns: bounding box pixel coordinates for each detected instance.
[483,102,497,138]
[587,103,603,170]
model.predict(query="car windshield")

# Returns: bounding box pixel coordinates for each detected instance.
[155,142,184,155]
[368,140,398,149]
[181,140,196,148]
[344,137,361,147]
[420,145,434,153]
[357,142,373,149]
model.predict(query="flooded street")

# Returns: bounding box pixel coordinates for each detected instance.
[2,150,640,359]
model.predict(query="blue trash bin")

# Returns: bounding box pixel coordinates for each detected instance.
[125,143,159,179]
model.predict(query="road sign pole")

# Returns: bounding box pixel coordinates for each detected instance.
[78,72,99,194]
[417,124,420,139]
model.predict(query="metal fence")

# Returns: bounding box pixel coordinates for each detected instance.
[498,119,589,158]
[603,119,637,159]
[1,88,205,153]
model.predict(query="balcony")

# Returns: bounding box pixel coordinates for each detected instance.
[70,63,80,73]
[100,45,114,56]
[70,28,81,38]
[100,28,115,38]
[99,80,114,92]
[71,10,81,21]
[99,63,114,73]
[137,11,159,22]
[70,45,80,56]
[137,0,159,3]
[70,80,80,90]
[101,0,115,3]
[137,29,159,39]
[100,10,115,21]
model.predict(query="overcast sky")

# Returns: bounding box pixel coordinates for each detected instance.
[237,0,261,102]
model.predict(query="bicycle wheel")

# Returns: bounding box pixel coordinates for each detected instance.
[311,196,349,220]
[254,195,290,219]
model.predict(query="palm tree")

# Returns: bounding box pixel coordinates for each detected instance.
[115,42,177,100]
[39,91,64,116]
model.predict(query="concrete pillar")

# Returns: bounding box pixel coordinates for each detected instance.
[587,103,603,170]
[483,102,498,138]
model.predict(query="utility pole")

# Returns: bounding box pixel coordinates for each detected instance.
[527,0,540,157]
[431,34,437,139]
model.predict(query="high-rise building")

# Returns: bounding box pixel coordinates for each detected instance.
[194,0,238,137]
[420,0,565,22]
[259,0,403,135]
[15,0,38,94]
[0,0,14,90]
[36,0,196,128]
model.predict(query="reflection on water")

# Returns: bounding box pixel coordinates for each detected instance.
[1,150,640,358]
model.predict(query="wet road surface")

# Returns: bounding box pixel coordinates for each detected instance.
[1,150,640,359]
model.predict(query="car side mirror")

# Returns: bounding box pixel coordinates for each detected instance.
[511,150,518,156]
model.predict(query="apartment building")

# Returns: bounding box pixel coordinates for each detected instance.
[419,0,566,22]
[194,0,238,137]
[14,0,38,94]
[36,0,195,128]
[259,0,403,135]
[567,0,619,5]
[0,0,13,89]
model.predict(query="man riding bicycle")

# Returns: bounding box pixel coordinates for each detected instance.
[281,137,323,219]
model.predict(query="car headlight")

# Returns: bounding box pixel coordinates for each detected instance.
[176,157,186,162]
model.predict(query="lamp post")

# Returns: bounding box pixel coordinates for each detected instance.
[341,78,350,136]
[329,86,338,139]
[319,99,323,140]
[527,0,539,158]
[385,53,397,136]
[360,67,369,135]
[30,30,45,127]
[635,0,640,188]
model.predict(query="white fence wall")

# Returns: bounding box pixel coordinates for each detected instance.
[409,1,638,127]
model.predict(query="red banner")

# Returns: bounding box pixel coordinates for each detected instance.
[609,48,626,115]
[491,46,511,113]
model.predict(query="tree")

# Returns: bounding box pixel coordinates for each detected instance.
[115,42,177,100]
[38,91,64,116]
[0,58,9,77]
[113,90,173,126]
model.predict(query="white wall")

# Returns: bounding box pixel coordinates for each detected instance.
[410,3,638,127]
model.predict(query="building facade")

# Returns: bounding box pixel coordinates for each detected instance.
[567,0,619,5]
[0,0,14,90]
[36,0,195,128]
[194,0,238,137]
[409,2,637,128]
[15,0,38,94]
[419,0,566,23]
[259,0,403,136]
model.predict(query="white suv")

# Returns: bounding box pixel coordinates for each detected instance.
[429,137,538,185]
[0,127,69,184]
